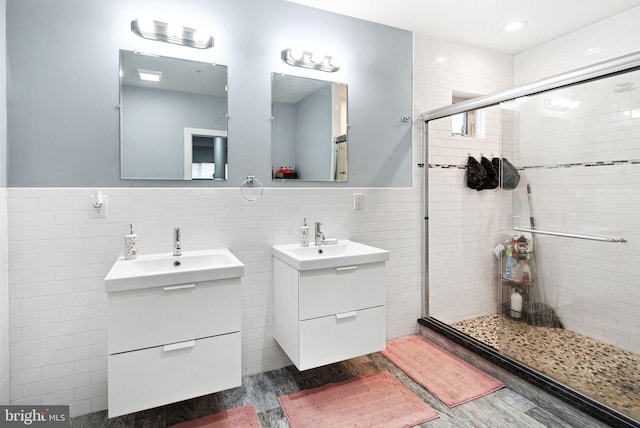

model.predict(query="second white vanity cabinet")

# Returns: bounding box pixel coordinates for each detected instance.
[273,240,389,371]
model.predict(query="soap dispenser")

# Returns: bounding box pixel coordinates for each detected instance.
[300,218,310,247]
[124,224,138,260]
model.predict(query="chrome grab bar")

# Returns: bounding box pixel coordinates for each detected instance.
[513,227,627,243]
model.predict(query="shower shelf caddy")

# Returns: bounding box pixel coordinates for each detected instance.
[501,250,535,321]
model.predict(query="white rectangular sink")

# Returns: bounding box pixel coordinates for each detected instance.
[105,248,245,293]
[272,240,389,271]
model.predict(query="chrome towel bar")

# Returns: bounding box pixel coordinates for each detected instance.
[513,227,627,243]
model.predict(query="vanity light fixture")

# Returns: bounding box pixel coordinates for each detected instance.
[137,69,163,82]
[281,48,340,73]
[131,18,214,49]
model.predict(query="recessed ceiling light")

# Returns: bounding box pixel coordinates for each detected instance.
[137,69,163,82]
[502,21,526,32]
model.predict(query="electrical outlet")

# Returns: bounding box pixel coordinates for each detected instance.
[353,193,364,210]
[92,196,108,218]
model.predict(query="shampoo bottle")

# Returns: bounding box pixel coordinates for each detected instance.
[300,218,310,247]
[505,245,515,279]
[124,224,138,260]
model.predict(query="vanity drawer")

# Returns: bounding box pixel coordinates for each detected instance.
[298,305,385,370]
[108,278,240,354]
[108,332,241,418]
[298,262,385,320]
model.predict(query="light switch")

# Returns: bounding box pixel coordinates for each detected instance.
[353,193,364,210]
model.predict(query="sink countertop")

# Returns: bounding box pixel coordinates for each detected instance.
[272,239,389,271]
[105,248,245,293]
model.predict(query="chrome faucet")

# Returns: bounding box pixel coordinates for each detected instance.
[173,227,182,256]
[315,222,324,246]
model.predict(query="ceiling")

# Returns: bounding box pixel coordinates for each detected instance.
[286,0,640,54]
[120,50,228,97]
[272,74,331,104]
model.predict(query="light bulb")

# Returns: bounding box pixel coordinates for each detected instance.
[167,23,183,39]
[137,18,155,34]
[311,52,326,64]
[289,49,303,61]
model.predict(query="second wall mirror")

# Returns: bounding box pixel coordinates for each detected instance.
[120,50,228,180]
[271,73,348,182]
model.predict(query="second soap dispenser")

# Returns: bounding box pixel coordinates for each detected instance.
[300,218,310,247]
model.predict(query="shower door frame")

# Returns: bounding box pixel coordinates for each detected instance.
[420,50,640,318]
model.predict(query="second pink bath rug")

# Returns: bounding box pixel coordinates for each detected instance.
[382,335,504,407]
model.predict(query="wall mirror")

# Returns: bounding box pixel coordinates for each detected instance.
[271,73,348,182]
[119,50,228,180]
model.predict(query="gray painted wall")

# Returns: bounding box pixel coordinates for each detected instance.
[6,0,412,187]
[0,0,6,187]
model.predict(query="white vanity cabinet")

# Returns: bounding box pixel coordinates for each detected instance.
[107,279,241,417]
[273,255,387,371]
[104,249,244,418]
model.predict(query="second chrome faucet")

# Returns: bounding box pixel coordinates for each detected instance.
[173,227,182,256]
[314,222,324,246]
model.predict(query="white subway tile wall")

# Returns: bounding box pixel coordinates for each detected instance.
[506,71,640,355]
[0,189,9,404]
[414,33,513,323]
[514,6,640,85]
[511,4,640,355]
[422,4,640,348]
[7,187,422,416]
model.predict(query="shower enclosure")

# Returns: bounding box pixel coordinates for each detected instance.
[422,52,640,426]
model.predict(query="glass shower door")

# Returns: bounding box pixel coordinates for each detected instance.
[497,69,640,422]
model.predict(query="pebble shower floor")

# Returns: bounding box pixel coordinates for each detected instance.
[452,314,640,422]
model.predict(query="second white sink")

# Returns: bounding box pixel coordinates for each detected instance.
[272,239,389,271]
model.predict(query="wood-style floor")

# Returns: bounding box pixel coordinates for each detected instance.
[71,351,579,428]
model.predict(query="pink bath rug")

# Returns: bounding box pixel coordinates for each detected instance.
[382,335,504,407]
[278,370,438,428]
[169,404,261,428]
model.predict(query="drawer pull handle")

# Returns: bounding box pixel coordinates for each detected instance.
[335,311,358,320]
[336,266,358,271]
[163,283,196,291]
[163,340,196,352]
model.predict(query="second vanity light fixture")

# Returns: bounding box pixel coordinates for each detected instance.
[131,18,214,49]
[281,48,340,73]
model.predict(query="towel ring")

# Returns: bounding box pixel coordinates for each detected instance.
[240,176,264,202]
